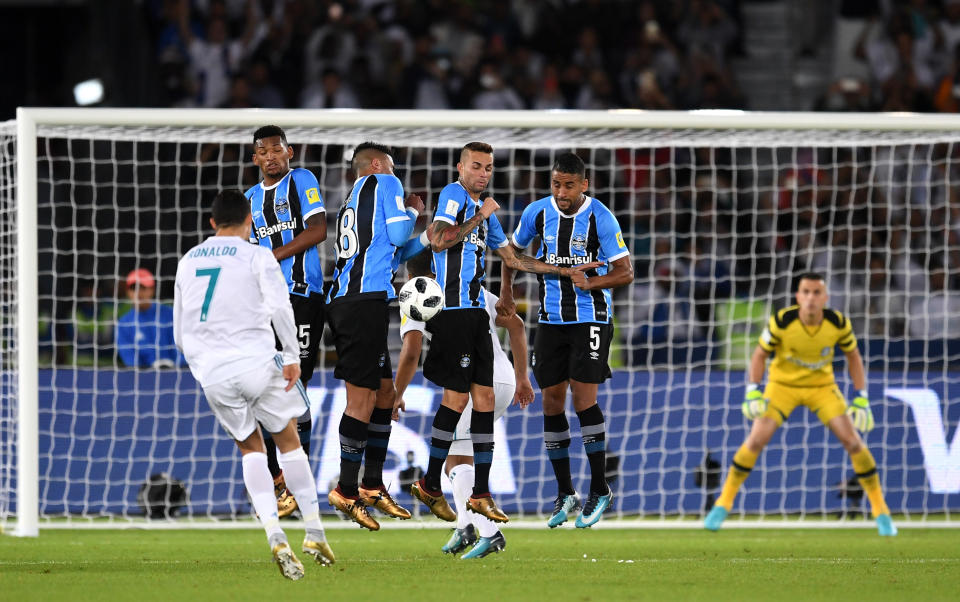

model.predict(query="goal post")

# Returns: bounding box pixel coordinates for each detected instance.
[3,107,960,534]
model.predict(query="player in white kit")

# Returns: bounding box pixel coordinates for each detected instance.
[394,249,534,559]
[173,189,333,580]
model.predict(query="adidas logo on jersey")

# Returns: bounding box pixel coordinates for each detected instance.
[545,252,595,266]
[255,218,298,239]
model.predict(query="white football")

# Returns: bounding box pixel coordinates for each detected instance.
[399,276,444,322]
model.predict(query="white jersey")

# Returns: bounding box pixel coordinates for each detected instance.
[174,235,299,386]
[400,287,515,387]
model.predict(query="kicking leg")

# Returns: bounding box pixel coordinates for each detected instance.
[272,419,335,566]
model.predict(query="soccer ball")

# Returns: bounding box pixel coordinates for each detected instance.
[399,276,444,322]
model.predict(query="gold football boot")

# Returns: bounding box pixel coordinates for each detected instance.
[274,473,298,519]
[410,478,456,522]
[271,542,305,581]
[467,495,509,523]
[302,538,336,566]
[358,485,412,519]
[328,487,380,531]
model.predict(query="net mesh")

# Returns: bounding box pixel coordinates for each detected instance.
[0,123,17,530]
[1,118,959,525]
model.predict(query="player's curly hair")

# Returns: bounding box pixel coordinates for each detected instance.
[252,125,287,146]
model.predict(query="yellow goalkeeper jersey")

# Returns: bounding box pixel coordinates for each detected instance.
[758,305,857,387]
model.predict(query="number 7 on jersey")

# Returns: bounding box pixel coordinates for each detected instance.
[195,267,221,321]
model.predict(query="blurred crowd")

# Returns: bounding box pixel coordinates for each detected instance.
[820,0,960,112]
[616,142,960,367]
[143,0,746,111]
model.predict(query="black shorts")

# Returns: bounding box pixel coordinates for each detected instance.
[423,308,493,393]
[327,296,390,390]
[532,322,613,389]
[379,343,393,380]
[276,292,325,386]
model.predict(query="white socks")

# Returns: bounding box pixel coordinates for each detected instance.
[448,463,498,538]
[449,464,473,529]
[242,452,283,541]
[278,447,325,536]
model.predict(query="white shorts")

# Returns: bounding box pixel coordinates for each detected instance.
[202,358,309,442]
[449,381,515,456]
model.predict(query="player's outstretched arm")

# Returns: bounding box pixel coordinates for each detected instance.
[569,256,634,291]
[272,213,327,261]
[497,312,534,408]
[394,330,424,421]
[493,243,586,277]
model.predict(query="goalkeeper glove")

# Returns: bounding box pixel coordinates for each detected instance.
[741,383,767,420]
[846,390,875,433]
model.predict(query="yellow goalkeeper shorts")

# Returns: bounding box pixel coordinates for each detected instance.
[762,381,847,426]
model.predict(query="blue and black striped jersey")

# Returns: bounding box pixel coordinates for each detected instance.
[327,174,412,302]
[512,195,628,324]
[431,181,508,310]
[245,168,326,297]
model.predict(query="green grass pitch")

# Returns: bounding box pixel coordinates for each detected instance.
[1,527,958,601]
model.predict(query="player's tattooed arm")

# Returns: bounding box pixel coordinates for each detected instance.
[430,197,499,252]
[494,244,583,276]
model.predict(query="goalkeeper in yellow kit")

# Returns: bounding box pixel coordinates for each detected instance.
[704,272,897,536]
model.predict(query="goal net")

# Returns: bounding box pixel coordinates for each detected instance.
[2,109,959,533]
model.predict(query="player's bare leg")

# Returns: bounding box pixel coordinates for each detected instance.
[828,414,897,536]
[706,417,779,531]
[359,377,411,519]
[542,381,581,527]
[329,383,379,530]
